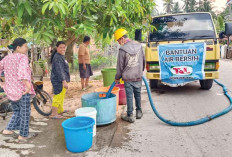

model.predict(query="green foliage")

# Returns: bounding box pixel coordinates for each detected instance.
[33,59,48,76]
[0,0,155,44]
[73,53,79,70]
[34,59,47,70]
[90,54,117,70]
[219,4,232,22]
[163,0,174,14]
[181,0,213,13]
[216,16,225,32]
[182,0,197,12]
[173,2,182,14]
[189,0,197,12]
[68,63,73,73]
[0,0,54,44]
[72,51,117,71]
[0,0,156,62]
[41,0,68,16]
[199,0,212,12]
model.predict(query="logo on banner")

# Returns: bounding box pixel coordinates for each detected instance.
[171,66,193,75]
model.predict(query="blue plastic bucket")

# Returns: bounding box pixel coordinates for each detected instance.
[81,92,116,126]
[75,107,97,137]
[62,116,95,153]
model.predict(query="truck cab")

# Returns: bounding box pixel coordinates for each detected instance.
[138,12,220,89]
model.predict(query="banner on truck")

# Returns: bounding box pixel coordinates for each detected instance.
[158,42,206,85]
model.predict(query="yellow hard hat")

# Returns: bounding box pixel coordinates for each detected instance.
[114,28,128,41]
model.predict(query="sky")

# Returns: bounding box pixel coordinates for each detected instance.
[155,0,228,14]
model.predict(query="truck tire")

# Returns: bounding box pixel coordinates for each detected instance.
[150,79,158,89]
[199,79,213,90]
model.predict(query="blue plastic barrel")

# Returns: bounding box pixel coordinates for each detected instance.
[62,116,95,153]
[81,92,116,125]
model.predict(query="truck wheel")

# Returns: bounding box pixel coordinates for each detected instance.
[150,79,158,89]
[199,79,213,90]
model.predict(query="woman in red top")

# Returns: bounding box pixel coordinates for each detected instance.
[0,38,36,143]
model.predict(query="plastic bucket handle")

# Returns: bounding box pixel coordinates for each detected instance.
[86,126,94,134]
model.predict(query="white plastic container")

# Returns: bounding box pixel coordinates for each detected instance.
[75,107,97,137]
[221,45,227,59]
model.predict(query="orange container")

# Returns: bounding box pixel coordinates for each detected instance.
[95,86,120,110]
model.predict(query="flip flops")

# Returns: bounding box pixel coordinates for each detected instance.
[1,131,18,138]
[58,110,70,116]
[50,115,64,119]
[60,110,69,114]
[81,85,92,91]
[17,132,38,143]
[81,88,86,91]
[85,85,92,89]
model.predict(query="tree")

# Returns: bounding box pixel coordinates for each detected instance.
[182,0,197,12]
[182,0,190,12]
[164,0,174,14]
[0,0,156,62]
[198,0,212,12]
[215,15,224,32]
[198,0,216,19]
[198,0,203,11]
[189,0,197,12]
[173,2,182,14]
[151,8,159,16]
[220,4,232,21]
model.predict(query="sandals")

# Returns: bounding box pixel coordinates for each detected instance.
[17,132,38,143]
[85,85,92,89]
[60,110,69,114]
[81,85,92,91]
[1,131,38,143]
[50,115,64,119]
[1,131,18,138]
[81,88,86,91]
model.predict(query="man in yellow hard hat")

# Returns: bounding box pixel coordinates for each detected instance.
[114,28,145,123]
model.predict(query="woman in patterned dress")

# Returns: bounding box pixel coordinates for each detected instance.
[0,38,36,143]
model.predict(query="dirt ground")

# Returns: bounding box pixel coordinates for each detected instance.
[31,79,104,119]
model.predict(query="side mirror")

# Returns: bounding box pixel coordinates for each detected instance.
[225,23,232,36]
[135,29,142,41]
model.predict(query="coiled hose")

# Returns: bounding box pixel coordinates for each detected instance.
[106,77,232,126]
[142,76,232,126]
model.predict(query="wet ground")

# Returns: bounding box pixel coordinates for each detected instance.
[2,59,232,156]
[0,105,128,157]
